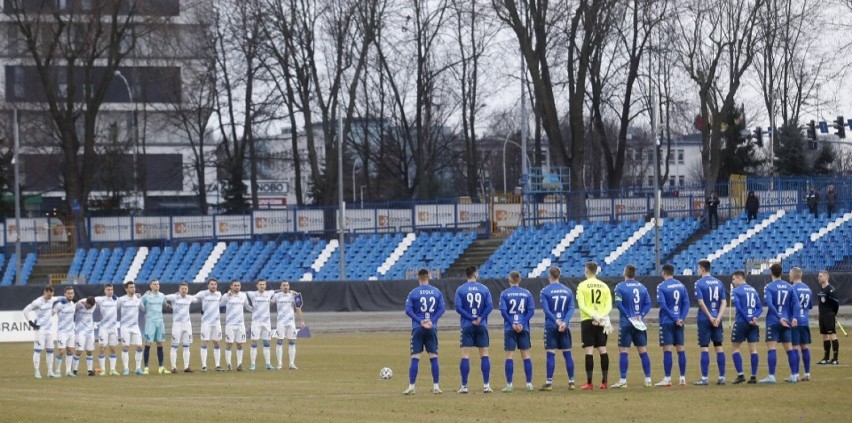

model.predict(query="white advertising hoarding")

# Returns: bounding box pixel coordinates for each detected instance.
[295,210,324,232]
[0,311,37,343]
[376,209,412,231]
[6,218,67,243]
[90,217,133,242]
[132,217,171,240]
[215,215,252,238]
[172,216,215,239]
[415,205,455,228]
[345,209,376,232]
[253,210,296,234]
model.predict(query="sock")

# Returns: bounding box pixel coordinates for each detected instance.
[99,355,105,372]
[250,345,258,366]
[171,346,178,368]
[236,348,243,366]
[55,355,63,374]
[71,355,79,373]
[732,352,743,375]
[214,346,221,367]
[832,339,839,360]
[768,349,777,376]
[700,351,709,378]
[157,346,164,366]
[122,351,129,371]
[585,354,594,384]
[46,350,54,374]
[183,346,190,369]
[545,352,555,382]
[289,344,296,366]
[65,354,73,373]
[750,353,759,377]
[619,352,629,379]
[677,351,687,377]
[563,350,575,380]
[480,356,491,385]
[600,353,609,383]
[109,354,116,372]
[802,348,811,373]
[430,357,440,383]
[823,340,831,360]
[460,358,470,386]
[33,350,41,371]
[135,349,143,370]
[201,346,208,368]
[663,351,672,378]
[523,358,533,383]
[263,346,271,365]
[639,351,651,378]
[408,357,419,384]
[144,346,150,367]
[505,359,514,384]
[225,348,232,366]
[788,349,799,375]
[716,352,726,377]
[86,356,93,371]
[276,343,283,367]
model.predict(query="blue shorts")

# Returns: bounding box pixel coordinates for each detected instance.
[697,320,724,347]
[544,327,572,350]
[731,321,760,344]
[659,323,685,346]
[792,326,812,346]
[460,325,489,348]
[618,326,648,348]
[410,327,439,355]
[504,330,532,351]
[144,320,165,343]
[765,324,792,343]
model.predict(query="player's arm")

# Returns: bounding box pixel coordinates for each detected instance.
[640,289,652,318]
[614,285,629,317]
[481,290,494,319]
[405,295,419,321]
[575,285,593,318]
[789,291,801,325]
[694,283,713,320]
[454,289,475,320]
[498,293,511,323]
[22,300,37,326]
[540,292,556,322]
[432,293,446,322]
[600,285,613,315]
[523,293,535,328]
[829,287,840,314]
[657,286,678,321]
[764,288,781,320]
[243,295,253,312]
[294,304,306,328]
[565,291,576,322]
[679,287,690,320]
[219,294,229,307]
[717,286,727,322]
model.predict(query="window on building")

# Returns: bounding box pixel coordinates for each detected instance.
[678,149,684,165]
[13,67,25,98]
[647,176,654,187]
[679,175,685,187]
[669,176,675,187]
[667,151,674,164]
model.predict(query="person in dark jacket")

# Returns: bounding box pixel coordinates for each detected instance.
[745,191,759,223]
[807,189,819,217]
[826,185,837,218]
[706,192,720,229]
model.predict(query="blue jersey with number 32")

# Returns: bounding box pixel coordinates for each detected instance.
[406,285,446,329]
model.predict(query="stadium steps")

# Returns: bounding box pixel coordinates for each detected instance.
[664,224,714,262]
[302,240,339,281]
[194,242,227,283]
[529,224,585,277]
[705,210,785,262]
[377,233,416,277]
[770,211,852,264]
[604,220,655,266]
[444,237,504,278]
[123,247,150,283]
[27,256,72,286]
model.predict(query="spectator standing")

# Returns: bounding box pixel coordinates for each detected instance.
[745,191,759,223]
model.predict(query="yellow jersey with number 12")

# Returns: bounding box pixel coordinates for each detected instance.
[576,278,613,321]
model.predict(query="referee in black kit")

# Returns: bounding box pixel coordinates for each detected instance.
[817,270,840,365]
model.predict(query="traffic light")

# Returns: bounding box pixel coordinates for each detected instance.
[834,116,846,139]
[807,120,817,140]
[752,127,763,147]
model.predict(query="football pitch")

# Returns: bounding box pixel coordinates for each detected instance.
[1,325,850,422]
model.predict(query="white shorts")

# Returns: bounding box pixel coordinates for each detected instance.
[76,331,96,351]
[225,325,246,344]
[276,323,298,340]
[56,331,76,349]
[120,326,143,346]
[251,321,272,341]
[98,326,119,347]
[171,322,193,345]
[33,328,55,350]
[200,322,222,342]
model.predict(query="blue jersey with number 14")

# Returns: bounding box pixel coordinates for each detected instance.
[694,276,726,322]
[406,285,446,329]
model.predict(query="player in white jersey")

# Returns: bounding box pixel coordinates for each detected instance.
[54,286,79,377]
[272,281,306,370]
[195,278,223,371]
[116,281,146,375]
[22,286,59,379]
[219,280,252,371]
[247,279,275,371]
[73,296,98,376]
[95,284,120,376]
[165,282,199,373]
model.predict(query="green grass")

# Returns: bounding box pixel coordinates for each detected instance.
[0,327,850,422]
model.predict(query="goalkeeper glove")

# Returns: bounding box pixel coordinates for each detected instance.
[29,320,40,330]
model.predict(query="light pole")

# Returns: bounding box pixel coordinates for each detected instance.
[114,71,140,213]
[650,30,661,274]
[13,109,21,285]
[360,185,365,209]
[503,135,532,193]
[338,103,346,282]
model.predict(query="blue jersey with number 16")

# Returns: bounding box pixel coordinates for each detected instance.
[406,285,446,329]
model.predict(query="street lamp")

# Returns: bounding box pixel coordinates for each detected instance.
[114,70,141,213]
[12,109,21,285]
[502,134,532,193]
[338,103,346,282]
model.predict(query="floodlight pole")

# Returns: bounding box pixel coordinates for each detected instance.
[650,31,661,275]
[13,108,22,286]
[338,103,346,282]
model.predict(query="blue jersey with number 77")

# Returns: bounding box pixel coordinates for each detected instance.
[405,285,446,329]
[540,282,575,330]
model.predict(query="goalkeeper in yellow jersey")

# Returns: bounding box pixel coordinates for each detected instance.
[576,262,613,390]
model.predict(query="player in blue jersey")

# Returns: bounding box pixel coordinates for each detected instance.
[23,286,59,378]
[655,264,690,387]
[790,267,813,381]
[729,271,762,384]
[612,265,653,388]
[404,269,446,395]
[141,279,168,374]
[760,263,801,383]
[693,259,727,385]
[498,271,535,392]
[539,266,577,391]
[455,266,494,394]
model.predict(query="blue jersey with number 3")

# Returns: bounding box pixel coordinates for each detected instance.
[406,285,445,329]
[614,280,652,328]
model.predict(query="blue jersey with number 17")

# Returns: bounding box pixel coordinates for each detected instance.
[764,280,799,326]
[406,285,446,329]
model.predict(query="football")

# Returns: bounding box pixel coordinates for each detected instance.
[379,367,393,380]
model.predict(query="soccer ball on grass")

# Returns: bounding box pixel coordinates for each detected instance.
[379,367,393,380]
